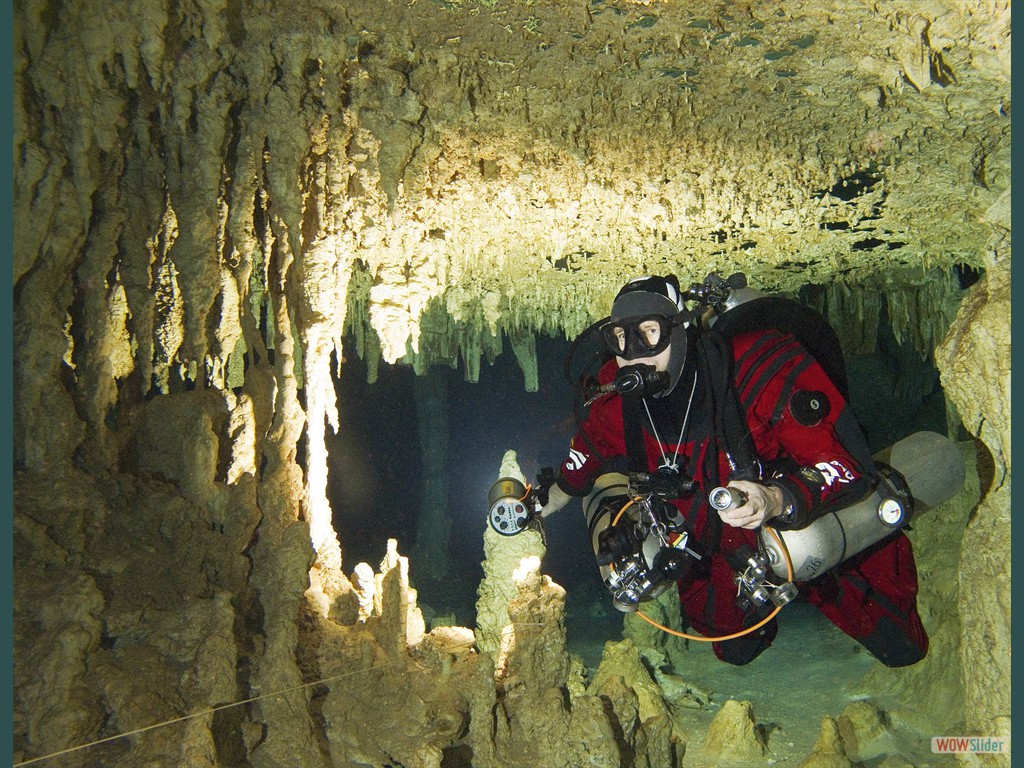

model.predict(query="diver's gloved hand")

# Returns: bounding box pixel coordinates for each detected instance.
[595,521,644,566]
[715,481,785,530]
[540,483,572,518]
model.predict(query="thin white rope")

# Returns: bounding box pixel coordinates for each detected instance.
[14,633,483,767]
[15,621,554,767]
[641,368,697,473]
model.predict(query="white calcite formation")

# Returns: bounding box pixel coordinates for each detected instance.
[13,0,1009,766]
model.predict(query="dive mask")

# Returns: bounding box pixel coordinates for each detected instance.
[600,314,684,360]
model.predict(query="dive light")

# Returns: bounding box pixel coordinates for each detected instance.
[487,477,535,536]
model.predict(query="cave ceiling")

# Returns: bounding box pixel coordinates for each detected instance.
[13,0,1011,389]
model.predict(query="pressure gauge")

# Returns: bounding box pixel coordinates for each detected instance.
[487,477,532,536]
[877,498,905,527]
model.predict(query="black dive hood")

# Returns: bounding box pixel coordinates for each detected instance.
[564,272,749,407]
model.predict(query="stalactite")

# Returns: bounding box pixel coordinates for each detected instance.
[805,280,882,358]
[246,284,327,767]
[507,326,540,393]
[806,268,965,361]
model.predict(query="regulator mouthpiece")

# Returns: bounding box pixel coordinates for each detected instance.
[614,365,670,397]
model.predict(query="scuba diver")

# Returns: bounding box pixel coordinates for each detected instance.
[534,273,930,667]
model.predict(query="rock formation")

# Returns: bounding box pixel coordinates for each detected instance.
[12,0,1009,766]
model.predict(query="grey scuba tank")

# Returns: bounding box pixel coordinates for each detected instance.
[581,473,685,612]
[695,274,965,579]
[759,430,965,581]
[584,431,964,602]
[705,285,766,325]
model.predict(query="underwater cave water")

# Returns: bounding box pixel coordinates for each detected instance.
[325,306,959,765]
[327,308,949,648]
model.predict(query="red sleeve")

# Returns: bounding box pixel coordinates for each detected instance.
[556,361,627,496]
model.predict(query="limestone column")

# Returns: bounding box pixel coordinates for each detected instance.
[412,366,453,582]
[935,264,1011,764]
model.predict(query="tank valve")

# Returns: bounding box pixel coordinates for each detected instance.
[734,552,798,609]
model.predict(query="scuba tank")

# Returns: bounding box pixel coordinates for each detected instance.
[584,429,963,613]
[582,474,647,611]
[582,471,703,612]
[757,430,965,581]
[691,273,965,581]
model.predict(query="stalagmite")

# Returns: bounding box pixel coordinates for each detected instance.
[798,717,857,768]
[475,450,547,658]
[701,700,768,765]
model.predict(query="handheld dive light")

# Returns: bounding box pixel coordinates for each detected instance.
[708,486,748,511]
[487,477,535,536]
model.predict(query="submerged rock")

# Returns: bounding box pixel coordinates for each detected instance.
[701,699,767,765]
[798,716,858,768]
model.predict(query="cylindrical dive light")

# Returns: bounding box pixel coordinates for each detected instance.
[708,486,748,511]
[487,477,532,535]
[759,431,965,581]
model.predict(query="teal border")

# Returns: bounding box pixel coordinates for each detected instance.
[3,0,15,759]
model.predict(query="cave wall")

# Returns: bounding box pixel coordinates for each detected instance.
[13,0,1010,766]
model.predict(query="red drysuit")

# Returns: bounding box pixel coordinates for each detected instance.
[556,329,928,667]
